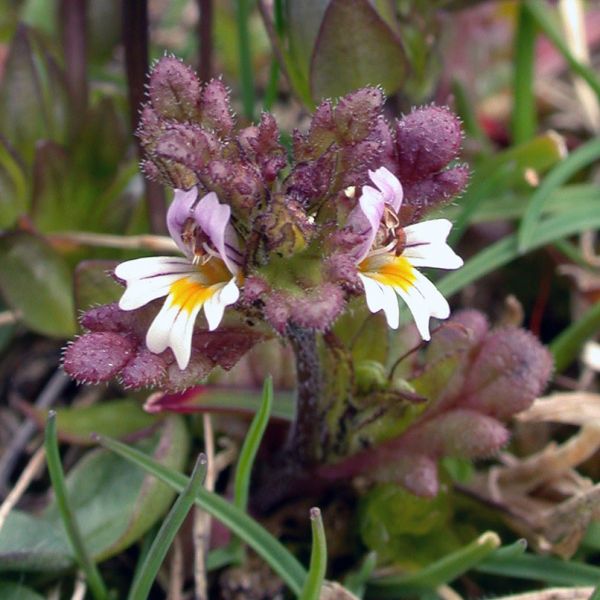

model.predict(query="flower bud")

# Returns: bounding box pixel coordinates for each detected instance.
[333,87,384,143]
[63,332,135,384]
[200,78,234,136]
[395,105,462,181]
[148,56,202,121]
[462,328,553,419]
[402,165,470,219]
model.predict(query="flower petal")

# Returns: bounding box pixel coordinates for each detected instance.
[348,186,385,262]
[193,192,241,273]
[369,166,403,212]
[402,219,463,269]
[392,270,450,340]
[380,281,400,329]
[167,188,199,257]
[119,272,191,310]
[203,278,240,330]
[115,256,192,281]
[358,273,386,314]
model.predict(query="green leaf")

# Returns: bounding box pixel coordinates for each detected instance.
[550,301,600,373]
[128,454,207,600]
[450,132,566,243]
[0,25,68,162]
[511,4,536,144]
[233,378,274,513]
[301,507,328,600]
[0,231,76,337]
[29,141,74,232]
[476,550,600,586]
[154,386,295,421]
[44,411,108,600]
[439,204,600,299]
[0,416,189,572]
[0,581,45,600]
[367,532,501,596]
[0,511,73,572]
[50,416,190,562]
[518,137,600,253]
[286,0,330,83]
[0,139,28,227]
[310,0,407,101]
[30,399,159,446]
[74,260,123,313]
[97,434,307,595]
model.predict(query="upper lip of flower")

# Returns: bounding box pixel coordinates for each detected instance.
[114,188,241,370]
[349,166,463,339]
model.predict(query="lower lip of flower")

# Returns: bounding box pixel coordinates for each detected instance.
[359,254,417,291]
[169,258,232,312]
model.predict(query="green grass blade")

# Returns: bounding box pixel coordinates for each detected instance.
[518,137,600,253]
[524,0,600,98]
[97,434,307,595]
[128,454,207,600]
[234,377,273,512]
[550,300,600,373]
[263,0,283,110]
[366,531,500,597]
[300,507,328,600]
[229,377,274,558]
[45,412,108,600]
[343,552,377,598]
[511,3,536,144]
[476,551,600,586]
[236,0,255,120]
[439,204,600,299]
[591,587,600,600]
[450,79,487,143]
[450,132,565,244]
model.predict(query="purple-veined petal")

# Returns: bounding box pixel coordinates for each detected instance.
[119,273,189,311]
[348,186,385,262]
[369,166,403,212]
[115,256,192,281]
[167,188,199,257]
[193,192,241,274]
[402,219,463,270]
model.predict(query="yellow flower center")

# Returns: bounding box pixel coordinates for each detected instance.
[359,254,416,292]
[168,258,233,313]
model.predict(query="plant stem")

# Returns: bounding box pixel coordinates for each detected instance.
[60,0,88,126]
[197,0,213,81]
[285,325,322,465]
[122,0,166,234]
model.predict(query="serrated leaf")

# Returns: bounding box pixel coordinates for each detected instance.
[310,0,407,101]
[74,259,123,313]
[0,231,76,337]
[0,416,189,571]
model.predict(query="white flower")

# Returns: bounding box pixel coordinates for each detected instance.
[350,167,463,340]
[115,189,241,370]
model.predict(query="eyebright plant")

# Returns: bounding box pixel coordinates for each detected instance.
[64,56,552,497]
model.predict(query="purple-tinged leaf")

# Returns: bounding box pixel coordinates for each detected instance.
[310,0,407,101]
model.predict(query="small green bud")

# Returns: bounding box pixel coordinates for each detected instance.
[355,359,387,394]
